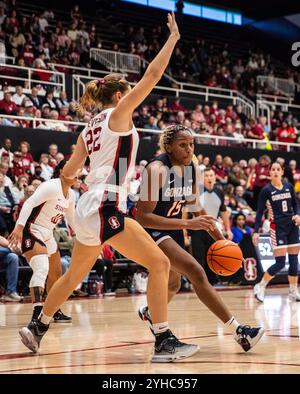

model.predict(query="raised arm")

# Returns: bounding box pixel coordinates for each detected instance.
[62,134,87,180]
[110,13,180,130]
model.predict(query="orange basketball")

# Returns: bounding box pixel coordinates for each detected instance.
[207,240,243,276]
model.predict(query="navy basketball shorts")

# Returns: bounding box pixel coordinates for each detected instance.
[146,229,185,249]
[270,220,300,249]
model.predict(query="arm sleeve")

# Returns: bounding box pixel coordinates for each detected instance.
[215,189,226,213]
[16,181,58,227]
[65,190,76,233]
[254,187,268,232]
[290,183,300,215]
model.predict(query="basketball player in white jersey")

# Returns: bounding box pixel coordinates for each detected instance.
[9,160,76,326]
[17,13,217,362]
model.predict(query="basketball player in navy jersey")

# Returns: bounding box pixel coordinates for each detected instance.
[253,161,300,302]
[136,125,264,352]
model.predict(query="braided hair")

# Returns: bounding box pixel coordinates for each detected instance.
[159,125,193,153]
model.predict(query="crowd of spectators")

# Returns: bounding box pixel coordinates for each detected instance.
[0,0,298,147]
[0,131,300,298]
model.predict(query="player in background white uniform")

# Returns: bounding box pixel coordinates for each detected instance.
[9,160,76,326]
[17,13,217,362]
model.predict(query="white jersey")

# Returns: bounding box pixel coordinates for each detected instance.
[16,178,75,232]
[81,107,139,193]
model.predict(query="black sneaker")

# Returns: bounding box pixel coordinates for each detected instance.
[138,305,154,334]
[235,325,265,352]
[152,329,199,363]
[53,309,72,323]
[31,305,43,321]
[19,319,49,353]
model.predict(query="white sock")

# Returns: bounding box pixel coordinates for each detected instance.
[225,317,240,335]
[152,322,169,335]
[289,283,297,292]
[260,279,267,288]
[39,311,52,325]
[33,302,43,308]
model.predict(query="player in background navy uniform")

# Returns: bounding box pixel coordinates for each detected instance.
[9,161,75,324]
[253,162,300,302]
[136,125,264,352]
[16,14,201,363]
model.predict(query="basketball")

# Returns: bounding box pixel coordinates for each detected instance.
[207,240,243,276]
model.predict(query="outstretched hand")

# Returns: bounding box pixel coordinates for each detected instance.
[167,12,180,40]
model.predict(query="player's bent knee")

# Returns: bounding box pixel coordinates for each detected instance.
[148,252,170,275]
[28,254,49,288]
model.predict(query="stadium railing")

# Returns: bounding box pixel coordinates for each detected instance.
[72,74,255,119]
[90,48,141,74]
[0,114,299,151]
[0,63,65,93]
[257,75,300,97]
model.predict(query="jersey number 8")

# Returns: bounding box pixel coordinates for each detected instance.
[282,200,288,212]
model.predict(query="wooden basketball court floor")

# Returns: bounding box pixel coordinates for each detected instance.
[1,286,300,374]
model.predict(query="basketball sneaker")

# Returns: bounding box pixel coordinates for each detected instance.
[31,305,43,322]
[288,288,300,301]
[53,309,72,323]
[152,329,199,363]
[138,305,154,334]
[234,325,265,352]
[253,282,265,302]
[19,319,49,353]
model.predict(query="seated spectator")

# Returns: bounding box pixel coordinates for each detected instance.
[20,43,35,66]
[19,141,34,176]
[228,163,247,187]
[0,235,22,301]
[231,213,252,244]
[11,151,26,181]
[0,173,17,234]
[56,91,70,109]
[0,138,13,167]
[277,121,297,149]
[0,92,18,115]
[11,85,26,106]
[43,90,57,110]
[11,174,28,204]
[28,87,43,109]
[48,144,59,168]
[212,154,228,186]
[235,185,254,215]
[0,161,13,187]
[39,153,53,181]
[39,109,69,132]
[144,115,158,130]
[169,98,185,113]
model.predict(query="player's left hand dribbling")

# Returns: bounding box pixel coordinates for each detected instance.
[292,215,300,226]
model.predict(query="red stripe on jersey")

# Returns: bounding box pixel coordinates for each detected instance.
[106,137,122,185]
[121,134,133,185]
[30,202,46,224]
[98,191,107,243]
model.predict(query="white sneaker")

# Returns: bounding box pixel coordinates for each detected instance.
[2,292,23,302]
[253,283,265,302]
[288,289,300,302]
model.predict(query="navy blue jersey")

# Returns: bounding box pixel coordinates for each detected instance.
[147,153,196,219]
[254,182,299,232]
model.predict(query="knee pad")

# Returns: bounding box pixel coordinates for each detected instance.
[29,254,49,288]
[267,255,286,277]
[288,254,299,276]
